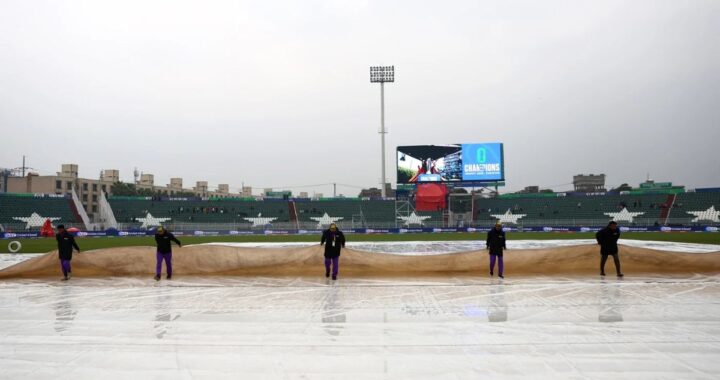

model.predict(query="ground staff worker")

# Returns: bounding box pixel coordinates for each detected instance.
[321,223,345,280]
[487,223,507,278]
[596,221,624,277]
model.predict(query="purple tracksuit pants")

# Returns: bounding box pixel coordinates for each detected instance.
[156,252,172,276]
[489,254,504,275]
[325,257,339,277]
[59,260,71,277]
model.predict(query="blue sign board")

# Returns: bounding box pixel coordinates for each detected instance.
[461,143,504,181]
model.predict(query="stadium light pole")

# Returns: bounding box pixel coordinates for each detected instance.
[370,66,394,198]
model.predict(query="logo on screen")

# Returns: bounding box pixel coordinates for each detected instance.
[476,147,487,163]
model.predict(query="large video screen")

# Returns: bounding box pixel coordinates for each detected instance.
[397,143,504,184]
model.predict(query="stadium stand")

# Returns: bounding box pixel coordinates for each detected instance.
[474,193,674,226]
[294,199,365,226]
[0,193,80,230]
[100,191,720,228]
[670,191,720,225]
[108,197,291,228]
[292,199,443,228]
[3,189,719,230]
[359,200,397,225]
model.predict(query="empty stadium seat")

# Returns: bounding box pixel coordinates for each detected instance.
[0,193,79,230]
[108,197,291,228]
[670,192,720,224]
[473,193,670,226]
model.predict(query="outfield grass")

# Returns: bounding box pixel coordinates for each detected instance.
[1,232,718,254]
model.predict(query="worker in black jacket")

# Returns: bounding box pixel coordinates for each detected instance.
[320,223,345,280]
[55,225,80,281]
[486,223,507,278]
[154,226,181,281]
[596,221,624,277]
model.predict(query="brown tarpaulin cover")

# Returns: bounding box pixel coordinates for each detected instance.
[1,244,719,279]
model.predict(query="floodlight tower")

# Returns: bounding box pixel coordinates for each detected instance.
[370,66,394,198]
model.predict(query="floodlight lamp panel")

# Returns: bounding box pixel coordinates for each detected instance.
[370,65,395,83]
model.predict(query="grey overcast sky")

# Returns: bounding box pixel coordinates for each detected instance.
[1,0,718,196]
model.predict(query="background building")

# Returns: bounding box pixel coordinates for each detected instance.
[573,174,606,193]
[3,164,246,218]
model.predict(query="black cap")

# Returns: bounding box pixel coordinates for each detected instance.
[57,224,65,229]
[608,221,618,226]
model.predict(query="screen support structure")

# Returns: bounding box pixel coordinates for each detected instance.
[394,190,414,228]
[370,66,394,198]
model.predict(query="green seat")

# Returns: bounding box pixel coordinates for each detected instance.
[0,193,79,230]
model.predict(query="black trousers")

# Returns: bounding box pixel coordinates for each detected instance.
[600,253,622,275]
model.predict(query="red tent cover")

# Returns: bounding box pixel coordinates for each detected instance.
[415,183,448,211]
[40,219,55,237]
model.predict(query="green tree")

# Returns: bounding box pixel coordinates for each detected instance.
[110,182,139,196]
[611,183,632,192]
[175,191,197,197]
